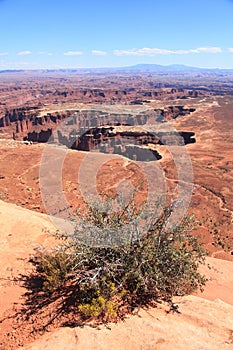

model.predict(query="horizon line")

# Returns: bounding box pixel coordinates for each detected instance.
[1,63,233,72]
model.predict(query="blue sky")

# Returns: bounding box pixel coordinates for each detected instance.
[0,0,233,69]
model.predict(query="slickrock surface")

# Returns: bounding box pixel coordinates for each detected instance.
[0,200,232,350]
[22,296,233,350]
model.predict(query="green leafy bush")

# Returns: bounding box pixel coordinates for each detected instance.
[30,194,207,322]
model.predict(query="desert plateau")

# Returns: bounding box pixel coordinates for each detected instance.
[0,67,232,349]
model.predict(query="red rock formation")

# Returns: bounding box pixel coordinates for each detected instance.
[69,125,195,161]
[0,106,196,143]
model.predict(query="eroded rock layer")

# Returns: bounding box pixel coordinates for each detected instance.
[0,105,195,142]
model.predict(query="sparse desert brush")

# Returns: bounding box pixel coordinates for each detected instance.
[27,192,207,324]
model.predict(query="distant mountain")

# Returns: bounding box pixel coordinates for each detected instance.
[118,64,233,73]
[0,69,24,73]
[68,64,233,74]
[1,64,233,74]
[122,63,196,71]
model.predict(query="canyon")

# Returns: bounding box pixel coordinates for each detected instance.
[0,69,233,349]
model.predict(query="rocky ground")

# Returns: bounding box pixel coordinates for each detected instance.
[0,200,233,349]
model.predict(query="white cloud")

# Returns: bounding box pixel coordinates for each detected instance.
[228,48,233,52]
[114,48,170,56]
[113,47,222,56]
[0,52,8,56]
[17,51,32,56]
[37,51,53,56]
[190,47,222,53]
[64,51,83,56]
[91,50,107,56]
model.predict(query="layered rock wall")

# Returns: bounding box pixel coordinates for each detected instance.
[0,106,195,142]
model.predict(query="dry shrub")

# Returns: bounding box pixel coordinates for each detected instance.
[28,193,207,323]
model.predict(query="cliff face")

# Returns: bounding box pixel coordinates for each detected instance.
[0,85,206,115]
[0,106,195,144]
[70,125,195,161]
[0,106,196,162]
[0,108,71,140]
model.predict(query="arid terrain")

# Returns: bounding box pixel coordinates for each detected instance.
[0,69,233,349]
